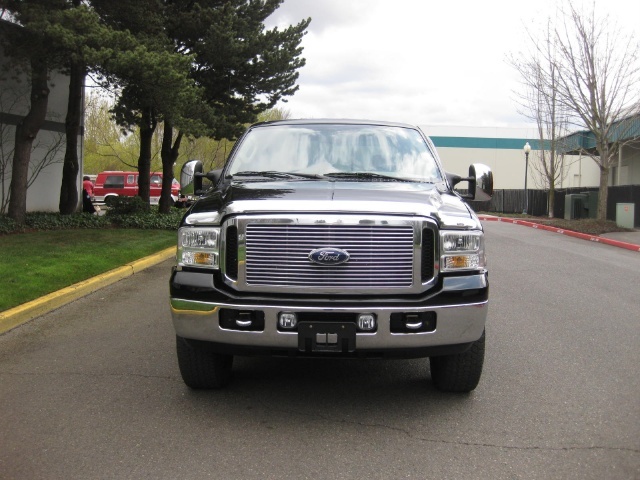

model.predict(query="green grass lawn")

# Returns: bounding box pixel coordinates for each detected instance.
[0,229,176,311]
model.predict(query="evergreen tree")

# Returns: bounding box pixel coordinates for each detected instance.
[93,0,310,213]
[90,0,202,206]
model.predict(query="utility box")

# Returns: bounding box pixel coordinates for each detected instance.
[565,194,587,220]
[616,203,635,228]
[580,191,598,219]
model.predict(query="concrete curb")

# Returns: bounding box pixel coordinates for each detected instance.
[0,247,176,335]
[479,215,640,252]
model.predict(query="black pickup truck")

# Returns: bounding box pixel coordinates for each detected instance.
[170,119,493,392]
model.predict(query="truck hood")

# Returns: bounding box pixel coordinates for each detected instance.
[185,180,481,229]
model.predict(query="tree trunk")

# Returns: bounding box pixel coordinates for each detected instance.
[137,107,156,205]
[159,121,182,214]
[597,164,609,222]
[548,185,555,218]
[59,61,85,214]
[595,142,610,222]
[7,56,50,224]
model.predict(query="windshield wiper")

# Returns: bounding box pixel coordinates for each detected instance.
[324,172,415,182]
[230,171,325,180]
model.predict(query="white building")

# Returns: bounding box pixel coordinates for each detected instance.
[422,125,601,190]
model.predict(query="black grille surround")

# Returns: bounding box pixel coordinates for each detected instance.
[222,215,438,295]
[422,228,435,282]
[225,225,238,281]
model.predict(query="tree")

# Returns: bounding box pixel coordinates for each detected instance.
[258,106,292,123]
[87,1,309,213]
[90,0,202,208]
[83,92,142,173]
[85,89,170,175]
[510,19,573,218]
[157,0,310,212]
[549,2,639,220]
[51,1,106,214]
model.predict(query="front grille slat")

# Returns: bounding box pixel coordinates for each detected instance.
[244,224,418,289]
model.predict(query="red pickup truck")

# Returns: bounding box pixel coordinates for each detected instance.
[93,171,180,205]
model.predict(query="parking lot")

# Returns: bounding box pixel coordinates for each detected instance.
[0,221,638,479]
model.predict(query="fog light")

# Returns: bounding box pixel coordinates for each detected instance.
[357,313,377,331]
[278,312,298,329]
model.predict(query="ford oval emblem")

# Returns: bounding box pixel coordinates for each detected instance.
[308,247,350,265]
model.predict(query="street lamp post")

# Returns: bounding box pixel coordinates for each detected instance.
[523,142,531,215]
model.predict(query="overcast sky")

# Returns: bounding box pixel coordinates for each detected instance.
[266,0,639,128]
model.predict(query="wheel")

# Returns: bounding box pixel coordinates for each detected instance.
[176,335,233,389]
[429,330,485,393]
[104,195,117,207]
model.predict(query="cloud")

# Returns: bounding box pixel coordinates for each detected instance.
[268,0,381,34]
[268,0,640,127]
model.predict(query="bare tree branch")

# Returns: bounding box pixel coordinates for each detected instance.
[513,0,640,220]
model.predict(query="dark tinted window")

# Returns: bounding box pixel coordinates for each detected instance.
[104,175,125,188]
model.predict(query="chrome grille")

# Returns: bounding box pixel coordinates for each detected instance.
[244,224,414,288]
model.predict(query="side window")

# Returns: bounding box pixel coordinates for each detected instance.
[104,175,125,188]
[151,175,162,185]
[127,175,135,185]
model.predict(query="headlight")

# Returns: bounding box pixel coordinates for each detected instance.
[177,227,220,269]
[440,231,485,272]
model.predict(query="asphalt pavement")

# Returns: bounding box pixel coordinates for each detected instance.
[1,221,638,479]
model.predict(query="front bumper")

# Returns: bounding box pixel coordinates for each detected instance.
[170,272,488,358]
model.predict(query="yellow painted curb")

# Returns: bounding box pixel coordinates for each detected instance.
[0,247,176,335]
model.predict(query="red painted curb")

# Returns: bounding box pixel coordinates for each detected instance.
[478,215,640,253]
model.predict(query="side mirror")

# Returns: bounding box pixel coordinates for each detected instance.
[180,160,203,195]
[447,163,493,201]
[468,163,493,201]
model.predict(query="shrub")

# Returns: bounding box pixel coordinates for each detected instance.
[109,209,183,229]
[0,216,19,235]
[0,212,109,233]
[106,196,150,215]
[0,208,183,235]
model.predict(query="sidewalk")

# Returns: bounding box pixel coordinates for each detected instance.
[478,215,640,252]
[0,247,176,335]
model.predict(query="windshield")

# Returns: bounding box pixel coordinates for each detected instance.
[227,124,443,182]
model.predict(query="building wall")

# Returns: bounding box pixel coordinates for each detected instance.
[421,125,601,190]
[613,141,640,186]
[1,34,81,213]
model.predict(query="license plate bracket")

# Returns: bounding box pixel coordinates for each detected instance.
[297,322,356,353]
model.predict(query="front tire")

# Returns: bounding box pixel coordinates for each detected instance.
[176,335,233,389]
[430,330,485,393]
